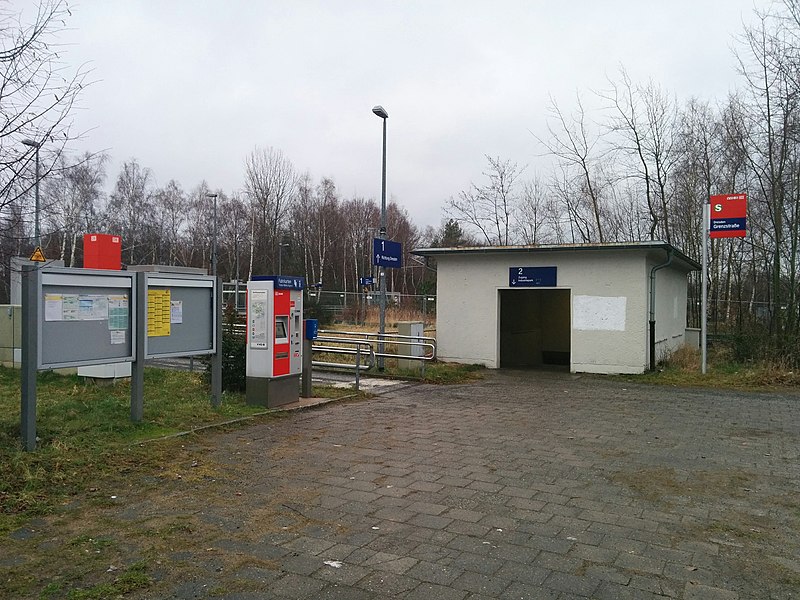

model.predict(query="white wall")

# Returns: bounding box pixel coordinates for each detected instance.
[435,249,689,374]
[651,253,690,362]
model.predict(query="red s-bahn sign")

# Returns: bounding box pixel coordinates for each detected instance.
[709,194,747,238]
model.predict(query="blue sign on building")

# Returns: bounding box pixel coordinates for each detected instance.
[373,238,402,268]
[509,267,557,287]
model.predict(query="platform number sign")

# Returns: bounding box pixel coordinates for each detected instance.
[509,266,557,287]
[373,238,402,268]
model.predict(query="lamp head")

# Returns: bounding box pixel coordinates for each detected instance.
[372,105,388,119]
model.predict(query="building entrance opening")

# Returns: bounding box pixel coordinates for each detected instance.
[499,289,570,368]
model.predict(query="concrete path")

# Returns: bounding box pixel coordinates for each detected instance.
[9,370,800,598]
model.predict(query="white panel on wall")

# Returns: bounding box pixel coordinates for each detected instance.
[573,295,627,331]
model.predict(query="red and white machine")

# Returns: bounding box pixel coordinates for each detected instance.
[246,276,304,407]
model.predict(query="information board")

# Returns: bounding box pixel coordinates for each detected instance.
[38,269,135,368]
[144,274,216,358]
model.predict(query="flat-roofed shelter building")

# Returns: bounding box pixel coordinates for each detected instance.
[412,242,700,374]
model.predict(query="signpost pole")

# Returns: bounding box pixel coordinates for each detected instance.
[701,202,708,375]
[131,272,146,422]
[20,265,38,451]
[211,276,222,407]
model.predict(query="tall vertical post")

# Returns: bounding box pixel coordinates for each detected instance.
[209,193,218,278]
[373,105,388,371]
[701,201,709,374]
[33,146,40,249]
[211,275,222,407]
[22,139,42,250]
[131,272,146,422]
[234,235,240,310]
[20,265,38,451]
[207,192,222,405]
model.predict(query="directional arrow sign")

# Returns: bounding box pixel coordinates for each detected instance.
[373,238,402,268]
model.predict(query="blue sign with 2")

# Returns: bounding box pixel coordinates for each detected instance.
[509,267,557,287]
[373,238,402,268]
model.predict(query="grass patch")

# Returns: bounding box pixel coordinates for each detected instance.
[0,366,352,531]
[393,361,486,384]
[64,561,150,599]
[613,344,800,390]
[612,467,754,504]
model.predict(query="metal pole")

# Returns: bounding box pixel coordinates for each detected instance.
[701,201,708,374]
[355,343,361,391]
[34,146,40,249]
[235,235,240,310]
[301,337,313,398]
[212,194,218,277]
[131,272,146,422]
[279,244,282,275]
[20,265,38,451]
[378,114,387,370]
[211,276,222,407]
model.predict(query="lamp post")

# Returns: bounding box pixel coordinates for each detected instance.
[372,105,388,370]
[205,192,222,407]
[22,139,42,250]
[206,193,218,277]
[278,242,290,275]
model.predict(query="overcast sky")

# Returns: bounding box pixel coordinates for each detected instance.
[31,0,769,230]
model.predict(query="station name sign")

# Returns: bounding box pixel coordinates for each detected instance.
[252,275,305,289]
[509,266,557,287]
[709,194,747,239]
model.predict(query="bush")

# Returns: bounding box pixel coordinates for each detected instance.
[203,303,246,392]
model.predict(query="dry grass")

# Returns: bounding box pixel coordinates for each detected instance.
[619,343,800,390]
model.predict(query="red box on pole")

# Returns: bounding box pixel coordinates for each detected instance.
[83,233,122,270]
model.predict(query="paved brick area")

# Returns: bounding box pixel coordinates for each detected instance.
[7,370,800,598]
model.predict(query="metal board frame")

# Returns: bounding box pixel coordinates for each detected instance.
[38,268,136,369]
[143,273,217,359]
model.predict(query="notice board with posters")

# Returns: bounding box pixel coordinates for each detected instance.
[38,268,136,368]
[144,273,217,359]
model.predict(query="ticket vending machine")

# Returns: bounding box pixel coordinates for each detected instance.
[246,275,304,407]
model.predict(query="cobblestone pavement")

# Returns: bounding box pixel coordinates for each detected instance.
[8,370,800,598]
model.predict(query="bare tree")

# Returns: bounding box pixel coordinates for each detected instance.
[0,1,88,239]
[152,180,186,266]
[446,155,522,245]
[43,151,107,265]
[106,159,153,265]
[244,147,297,276]
[540,95,606,241]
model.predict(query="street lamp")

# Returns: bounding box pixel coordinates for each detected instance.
[205,192,222,407]
[372,105,388,370]
[278,242,290,275]
[206,193,218,277]
[22,139,42,250]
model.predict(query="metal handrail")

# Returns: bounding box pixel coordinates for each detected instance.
[312,336,376,391]
[318,329,437,361]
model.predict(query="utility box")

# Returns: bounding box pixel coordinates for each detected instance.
[83,234,122,270]
[397,321,425,373]
[246,275,304,407]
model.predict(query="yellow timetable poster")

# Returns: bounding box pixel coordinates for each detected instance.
[147,289,171,337]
